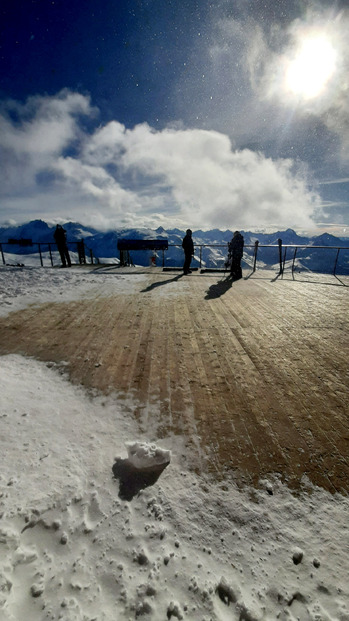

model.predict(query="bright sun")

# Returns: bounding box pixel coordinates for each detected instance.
[285,35,336,99]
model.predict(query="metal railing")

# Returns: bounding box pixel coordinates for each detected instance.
[0,240,96,267]
[167,242,259,271]
[280,243,348,277]
[1,238,348,275]
[167,240,349,276]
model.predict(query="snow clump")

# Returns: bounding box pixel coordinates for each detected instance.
[126,441,171,470]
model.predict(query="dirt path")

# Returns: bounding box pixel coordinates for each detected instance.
[1,269,348,492]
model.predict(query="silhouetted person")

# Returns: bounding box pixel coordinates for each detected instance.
[54,224,71,267]
[229,231,244,280]
[182,229,194,275]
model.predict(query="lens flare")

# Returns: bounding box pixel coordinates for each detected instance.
[285,35,336,99]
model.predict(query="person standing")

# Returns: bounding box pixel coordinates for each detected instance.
[54,224,71,267]
[229,231,244,279]
[182,228,194,275]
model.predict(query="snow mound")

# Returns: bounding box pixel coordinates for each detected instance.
[126,441,171,470]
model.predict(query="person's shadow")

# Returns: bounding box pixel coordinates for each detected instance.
[205,276,234,300]
[112,458,169,501]
[141,273,183,293]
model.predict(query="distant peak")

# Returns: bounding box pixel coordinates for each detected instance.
[28,219,49,228]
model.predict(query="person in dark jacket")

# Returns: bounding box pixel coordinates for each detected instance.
[228,231,244,280]
[182,229,194,275]
[54,224,71,267]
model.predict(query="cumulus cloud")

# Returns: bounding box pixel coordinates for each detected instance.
[103,123,318,229]
[0,90,93,155]
[0,90,96,194]
[0,90,320,231]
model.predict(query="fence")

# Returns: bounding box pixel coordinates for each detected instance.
[1,238,348,275]
[253,240,349,277]
[167,239,349,276]
[0,240,95,267]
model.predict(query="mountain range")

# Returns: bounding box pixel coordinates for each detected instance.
[0,220,348,274]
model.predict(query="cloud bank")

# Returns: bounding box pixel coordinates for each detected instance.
[0,90,320,231]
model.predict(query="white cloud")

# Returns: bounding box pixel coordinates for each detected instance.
[0,90,96,195]
[82,121,127,165]
[108,124,319,229]
[54,156,138,208]
[1,90,94,156]
[0,90,321,231]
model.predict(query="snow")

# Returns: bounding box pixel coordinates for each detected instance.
[1,265,349,620]
[0,265,145,318]
[126,442,171,470]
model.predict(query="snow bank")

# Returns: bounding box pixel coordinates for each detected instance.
[1,354,349,621]
[0,265,146,317]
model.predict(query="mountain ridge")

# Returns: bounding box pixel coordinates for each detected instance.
[0,220,348,273]
[1,219,346,247]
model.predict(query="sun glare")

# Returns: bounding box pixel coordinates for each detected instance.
[285,35,336,99]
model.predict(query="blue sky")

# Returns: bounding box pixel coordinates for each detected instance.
[1,0,348,234]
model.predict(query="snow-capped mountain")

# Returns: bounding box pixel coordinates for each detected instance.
[0,220,348,274]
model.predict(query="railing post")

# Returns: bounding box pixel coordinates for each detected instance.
[0,243,5,265]
[253,240,259,272]
[282,247,287,278]
[90,248,94,264]
[278,238,283,274]
[333,248,340,276]
[162,248,165,268]
[48,243,53,267]
[38,243,43,267]
[292,247,298,276]
[199,245,202,268]
[77,239,86,264]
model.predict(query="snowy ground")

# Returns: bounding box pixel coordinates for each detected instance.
[0,265,348,621]
[0,263,145,318]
